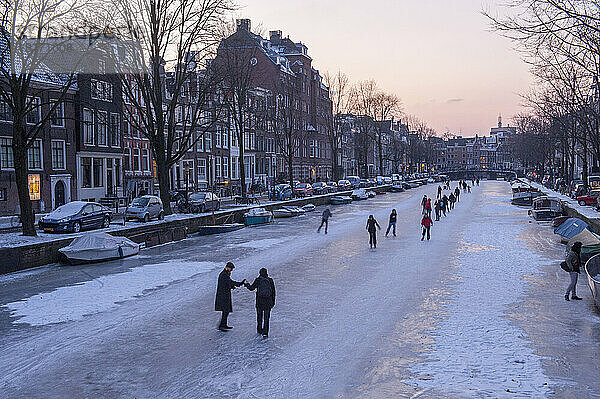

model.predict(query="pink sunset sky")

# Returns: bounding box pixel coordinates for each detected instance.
[239,0,532,137]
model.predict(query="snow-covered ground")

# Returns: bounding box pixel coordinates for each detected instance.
[525,179,600,221]
[0,181,599,398]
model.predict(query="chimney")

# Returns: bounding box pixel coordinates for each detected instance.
[236,19,251,32]
[269,30,282,44]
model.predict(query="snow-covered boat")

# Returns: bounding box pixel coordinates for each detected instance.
[529,196,563,221]
[243,208,273,226]
[59,232,139,264]
[197,223,244,235]
[351,188,369,200]
[391,182,405,192]
[511,190,543,206]
[330,195,352,205]
[301,203,316,212]
[511,182,531,193]
[584,253,600,307]
[273,206,305,218]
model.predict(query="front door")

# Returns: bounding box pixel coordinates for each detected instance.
[54,180,66,208]
[106,159,114,196]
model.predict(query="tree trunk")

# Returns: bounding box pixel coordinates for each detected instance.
[288,150,293,192]
[155,154,173,215]
[13,135,37,236]
[239,134,246,200]
[377,134,383,175]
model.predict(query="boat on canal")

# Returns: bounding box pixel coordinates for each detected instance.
[330,195,352,205]
[59,232,140,264]
[243,208,274,226]
[584,253,600,307]
[529,196,563,221]
[512,190,543,206]
[197,223,244,235]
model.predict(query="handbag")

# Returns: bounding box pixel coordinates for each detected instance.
[560,261,571,273]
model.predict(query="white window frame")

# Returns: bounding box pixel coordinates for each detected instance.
[50,101,65,127]
[51,139,66,170]
[97,110,108,146]
[27,139,43,170]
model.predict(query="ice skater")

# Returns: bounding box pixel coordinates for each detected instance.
[244,268,276,338]
[454,186,460,202]
[564,241,583,301]
[425,198,432,217]
[215,262,246,331]
[437,185,442,199]
[421,214,433,241]
[366,215,381,248]
[434,199,441,221]
[421,195,428,214]
[385,209,397,237]
[318,208,332,234]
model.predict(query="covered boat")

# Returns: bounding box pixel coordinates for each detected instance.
[243,208,273,226]
[59,232,139,264]
[511,182,531,193]
[530,196,563,221]
[330,196,352,205]
[584,253,600,307]
[273,207,294,218]
[512,190,543,206]
[554,218,590,241]
[351,188,369,200]
[198,223,244,235]
[301,203,316,212]
[552,216,570,228]
[567,229,600,263]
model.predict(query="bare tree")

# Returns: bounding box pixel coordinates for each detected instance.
[324,70,352,180]
[0,0,87,236]
[110,0,232,214]
[372,92,401,174]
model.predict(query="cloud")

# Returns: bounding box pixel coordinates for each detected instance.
[446,98,464,104]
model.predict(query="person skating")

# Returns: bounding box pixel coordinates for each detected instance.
[434,199,441,221]
[448,193,456,210]
[421,214,433,240]
[215,262,246,331]
[317,208,332,234]
[564,241,583,301]
[385,209,397,237]
[366,215,381,248]
[441,195,448,216]
[454,186,460,202]
[244,268,276,338]
[437,185,442,199]
[425,198,432,217]
[421,195,428,214]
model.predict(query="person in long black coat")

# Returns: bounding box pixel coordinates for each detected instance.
[215,262,245,331]
[244,268,276,338]
[366,215,381,249]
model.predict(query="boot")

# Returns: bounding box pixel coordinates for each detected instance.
[564,294,570,301]
[572,295,583,300]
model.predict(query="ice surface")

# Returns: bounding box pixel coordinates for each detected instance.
[1,260,220,326]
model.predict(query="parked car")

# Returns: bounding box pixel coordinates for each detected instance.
[577,190,600,206]
[427,177,435,183]
[391,174,402,182]
[126,195,164,222]
[270,184,293,201]
[367,178,377,187]
[294,183,313,197]
[337,179,352,191]
[383,176,393,185]
[359,179,369,188]
[312,182,330,195]
[376,176,384,185]
[39,201,112,233]
[347,176,361,188]
[326,181,338,192]
[402,182,412,190]
[179,192,221,213]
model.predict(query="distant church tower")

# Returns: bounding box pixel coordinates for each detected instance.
[498,114,503,128]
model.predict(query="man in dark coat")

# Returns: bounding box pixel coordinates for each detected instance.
[366,215,381,249]
[215,262,245,331]
[245,268,276,338]
[318,208,332,234]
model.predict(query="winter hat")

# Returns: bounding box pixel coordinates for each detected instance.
[259,268,268,277]
[226,262,235,269]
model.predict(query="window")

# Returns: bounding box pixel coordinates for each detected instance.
[133,148,140,171]
[27,139,42,170]
[222,129,229,149]
[142,149,149,171]
[223,156,229,178]
[124,148,131,171]
[196,132,204,152]
[26,97,41,124]
[0,101,12,122]
[93,158,103,187]
[110,113,120,147]
[205,133,211,151]
[115,158,121,187]
[231,156,238,179]
[216,128,221,148]
[51,140,65,170]
[82,157,92,188]
[0,187,5,200]
[82,108,94,145]
[50,102,64,127]
[197,158,206,181]
[215,156,221,178]
[0,137,13,168]
[91,79,113,102]
[97,110,108,146]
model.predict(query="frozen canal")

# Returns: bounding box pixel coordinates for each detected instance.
[1,181,599,398]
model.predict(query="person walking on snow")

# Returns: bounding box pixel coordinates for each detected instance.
[425,198,432,217]
[564,241,583,301]
[437,185,442,199]
[434,199,441,221]
[317,208,332,234]
[244,268,276,338]
[215,262,246,331]
[385,209,397,237]
[366,215,381,248]
[421,214,433,240]
[421,195,428,214]
[441,195,448,216]
[448,193,456,210]
[454,186,460,202]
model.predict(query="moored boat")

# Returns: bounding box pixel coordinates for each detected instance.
[273,208,294,218]
[584,253,600,307]
[198,223,244,235]
[512,190,543,206]
[330,195,352,205]
[301,203,316,212]
[529,196,563,221]
[243,208,274,226]
[59,232,139,264]
[554,218,590,241]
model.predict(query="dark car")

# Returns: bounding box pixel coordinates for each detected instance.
[367,178,377,187]
[39,201,112,233]
[294,183,313,197]
[181,192,221,213]
[402,182,412,190]
[270,184,293,201]
[312,182,329,195]
[359,179,369,188]
[326,181,338,192]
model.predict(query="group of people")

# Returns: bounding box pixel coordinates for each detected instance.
[215,262,276,338]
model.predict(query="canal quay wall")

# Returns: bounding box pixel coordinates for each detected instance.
[0,186,393,274]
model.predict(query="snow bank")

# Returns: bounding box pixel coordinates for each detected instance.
[1,260,220,326]
[526,180,600,221]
